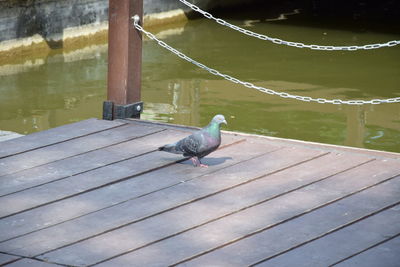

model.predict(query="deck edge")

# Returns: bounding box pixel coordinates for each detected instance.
[121,119,400,160]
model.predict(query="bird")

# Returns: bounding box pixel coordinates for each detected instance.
[158,114,227,167]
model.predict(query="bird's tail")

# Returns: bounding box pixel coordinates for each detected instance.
[158,143,182,154]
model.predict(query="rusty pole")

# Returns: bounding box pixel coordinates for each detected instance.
[104,0,143,120]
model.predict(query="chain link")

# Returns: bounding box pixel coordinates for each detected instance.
[178,0,400,51]
[133,18,400,105]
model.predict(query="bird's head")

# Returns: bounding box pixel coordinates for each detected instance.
[212,114,227,126]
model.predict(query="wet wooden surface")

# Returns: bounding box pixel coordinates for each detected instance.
[0,118,399,267]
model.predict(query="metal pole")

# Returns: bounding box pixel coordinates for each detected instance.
[104,0,143,120]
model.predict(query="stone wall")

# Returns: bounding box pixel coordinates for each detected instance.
[0,0,251,46]
[1,0,398,53]
[0,0,108,43]
[0,0,259,62]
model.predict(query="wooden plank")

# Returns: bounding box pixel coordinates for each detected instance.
[89,160,400,267]
[0,125,218,197]
[0,128,173,197]
[35,152,370,266]
[0,119,124,159]
[0,135,261,244]
[0,129,193,216]
[221,127,400,160]
[256,205,400,267]
[127,119,400,160]
[0,253,20,265]
[0,123,161,176]
[333,235,400,267]
[4,258,62,267]
[0,144,320,258]
[178,176,400,266]
[0,119,397,267]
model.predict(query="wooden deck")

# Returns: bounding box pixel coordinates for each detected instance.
[0,118,399,267]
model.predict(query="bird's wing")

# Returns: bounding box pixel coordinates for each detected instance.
[161,126,221,158]
[177,132,203,156]
[182,130,221,158]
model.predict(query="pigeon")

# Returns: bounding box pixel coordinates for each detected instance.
[158,114,227,167]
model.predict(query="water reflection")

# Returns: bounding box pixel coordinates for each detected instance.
[0,11,399,153]
[140,14,400,153]
[143,77,400,152]
[0,45,107,134]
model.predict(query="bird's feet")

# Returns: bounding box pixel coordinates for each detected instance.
[190,157,208,167]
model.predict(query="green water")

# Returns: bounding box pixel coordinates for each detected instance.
[1,12,399,152]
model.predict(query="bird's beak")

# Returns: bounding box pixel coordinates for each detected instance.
[222,119,227,125]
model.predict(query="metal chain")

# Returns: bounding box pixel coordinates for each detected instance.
[133,17,400,105]
[178,0,400,51]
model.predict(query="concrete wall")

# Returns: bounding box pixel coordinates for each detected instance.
[0,0,252,52]
[1,0,398,54]
[0,0,262,64]
[144,0,246,14]
[0,0,108,43]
